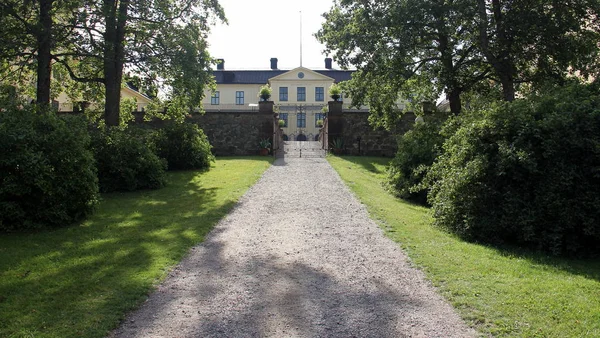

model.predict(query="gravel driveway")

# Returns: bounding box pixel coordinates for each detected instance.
[110,157,476,338]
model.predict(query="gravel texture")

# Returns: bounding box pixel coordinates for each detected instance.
[110,157,476,338]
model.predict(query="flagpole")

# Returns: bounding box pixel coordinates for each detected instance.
[300,11,303,67]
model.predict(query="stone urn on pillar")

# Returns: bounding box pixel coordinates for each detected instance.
[258,84,274,113]
[329,83,341,102]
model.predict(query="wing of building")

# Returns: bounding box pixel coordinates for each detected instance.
[54,83,152,112]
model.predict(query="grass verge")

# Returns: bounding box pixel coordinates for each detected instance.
[0,157,272,338]
[328,155,600,337]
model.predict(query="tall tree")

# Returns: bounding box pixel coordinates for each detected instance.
[56,0,225,125]
[475,0,600,101]
[317,0,487,118]
[0,0,67,106]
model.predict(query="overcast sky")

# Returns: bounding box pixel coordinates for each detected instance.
[207,0,338,70]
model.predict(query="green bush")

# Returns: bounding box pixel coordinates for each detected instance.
[387,115,447,204]
[0,105,98,231]
[427,83,600,256]
[91,127,166,193]
[150,121,214,170]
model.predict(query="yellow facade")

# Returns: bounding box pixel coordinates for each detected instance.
[54,85,152,112]
[203,67,347,141]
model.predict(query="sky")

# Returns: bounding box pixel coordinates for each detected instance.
[207,0,338,70]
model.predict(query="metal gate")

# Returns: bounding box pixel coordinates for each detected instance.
[276,104,327,158]
[281,141,326,158]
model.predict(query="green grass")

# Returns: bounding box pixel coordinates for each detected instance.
[328,156,600,337]
[0,157,272,338]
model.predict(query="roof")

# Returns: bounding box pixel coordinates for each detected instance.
[124,82,153,100]
[213,69,354,84]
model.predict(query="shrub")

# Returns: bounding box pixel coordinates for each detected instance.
[387,115,447,204]
[150,121,214,170]
[426,83,600,256]
[91,127,166,193]
[0,105,98,231]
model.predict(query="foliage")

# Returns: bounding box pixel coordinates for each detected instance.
[278,119,285,128]
[387,115,447,204]
[0,0,82,105]
[0,104,98,231]
[258,138,271,149]
[0,0,226,124]
[317,0,485,116]
[258,84,272,100]
[316,119,324,127]
[426,83,600,256]
[331,138,344,149]
[329,155,600,337]
[150,121,214,170]
[475,0,600,101]
[0,157,273,338]
[90,126,166,193]
[328,83,341,97]
[317,0,600,119]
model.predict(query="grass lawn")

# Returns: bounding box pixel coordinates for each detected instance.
[0,157,272,338]
[328,156,600,338]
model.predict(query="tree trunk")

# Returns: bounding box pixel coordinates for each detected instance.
[477,0,516,102]
[103,0,129,126]
[447,88,462,116]
[436,15,462,115]
[499,72,515,102]
[36,0,53,108]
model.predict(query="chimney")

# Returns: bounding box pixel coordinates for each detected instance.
[270,58,278,70]
[216,59,224,70]
[325,58,333,69]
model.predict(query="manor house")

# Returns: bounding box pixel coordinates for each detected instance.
[202,57,366,141]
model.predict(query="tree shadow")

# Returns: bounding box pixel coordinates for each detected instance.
[336,156,600,283]
[337,156,390,175]
[483,242,600,283]
[110,236,457,338]
[0,168,242,337]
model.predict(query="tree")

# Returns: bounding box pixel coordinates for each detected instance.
[317,0,488,117]
[318,0,600,118]
[56,0,225,125]
[476,0,600,101]
[1,0,225,125]
[0,0,79,106]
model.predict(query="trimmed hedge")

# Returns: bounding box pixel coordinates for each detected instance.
[0,106,98,231]
[91,127,167,193]
[150,121,214,170]
[427,84,600,256]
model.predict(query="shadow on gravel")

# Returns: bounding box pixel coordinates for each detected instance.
[272,158,288,167]
[204,258,423,337]
[135,232,429,337]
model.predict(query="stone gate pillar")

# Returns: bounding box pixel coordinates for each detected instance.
[327,101,344,151]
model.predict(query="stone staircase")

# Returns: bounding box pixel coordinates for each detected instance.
[278,141,327,158]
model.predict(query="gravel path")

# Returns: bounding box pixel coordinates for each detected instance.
[110,157,476,338]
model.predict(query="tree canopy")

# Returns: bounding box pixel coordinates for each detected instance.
[0,0,226,125]
[317,0,600,119]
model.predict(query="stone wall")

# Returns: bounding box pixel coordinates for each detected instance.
[328,107,415,157]
[186,111,274,156]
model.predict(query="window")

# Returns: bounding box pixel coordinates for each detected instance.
[210,91,220,105]
[279,113,288,127]
[279,87,288,101]
[297,87,306,101]
[315,113,325,127]
[297,112,306,128]
[315,87,324,101]
[235,91,244,105]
